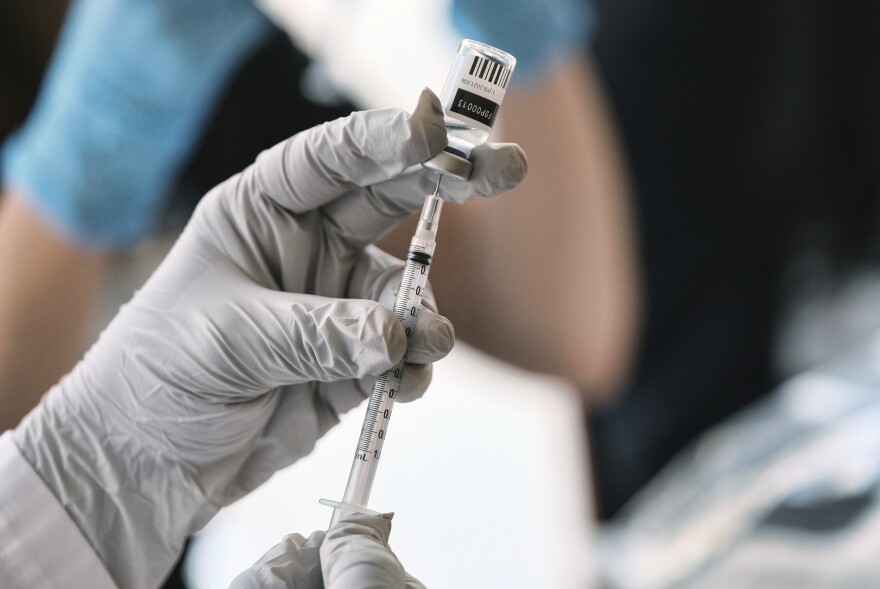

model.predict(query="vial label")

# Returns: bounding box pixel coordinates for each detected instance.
[450,88,499,129]
[445,54,511,132]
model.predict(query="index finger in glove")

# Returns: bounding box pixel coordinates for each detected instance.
[252,89,446,214]
[319,306,454,415]
[199,288,409,391]
[361,252,454,366]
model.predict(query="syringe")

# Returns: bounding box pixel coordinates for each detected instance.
[321,39,516,524]
[321,176,444,525]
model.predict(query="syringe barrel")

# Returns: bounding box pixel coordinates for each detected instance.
[328,39,517,526]
[330,231,436,525]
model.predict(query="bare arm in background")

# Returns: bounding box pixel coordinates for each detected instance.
[378,54,641,404]
[0,0,272,432]
[0,192,103,431]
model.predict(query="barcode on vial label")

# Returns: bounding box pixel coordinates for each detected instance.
[469,56,511,88]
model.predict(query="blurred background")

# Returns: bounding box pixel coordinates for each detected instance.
[3,1,880,587]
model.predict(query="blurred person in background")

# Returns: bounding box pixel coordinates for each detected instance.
[15,0,880,575]
[587,0,880,519]
[419,0,880,525]
[0,0,366,432]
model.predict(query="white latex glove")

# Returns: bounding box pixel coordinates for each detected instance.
[13,89,527,589]
[230,513,424,589]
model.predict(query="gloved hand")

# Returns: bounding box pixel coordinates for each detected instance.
[13,89,527,589]
[230,513,424,589]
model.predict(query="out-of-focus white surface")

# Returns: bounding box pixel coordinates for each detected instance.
[600,331,880,589]
[184,342,596,588]
[256,0,460,109]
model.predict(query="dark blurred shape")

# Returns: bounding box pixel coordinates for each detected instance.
[600,353,880,587]
[0,5,355,225]
[588,1,880,518]
[165,28,356,226]
[763,492,873,533]
[0,2,68,156]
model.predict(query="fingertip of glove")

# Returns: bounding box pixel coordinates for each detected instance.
[452,142,528,200]
[370,303,408,365]
[492,143,529,187]
[409,88,447,161]
[388,328,408,364]
[434,314,456,355]
[418,87,443,115]
[406,309,455,365]
[512,143,529,177]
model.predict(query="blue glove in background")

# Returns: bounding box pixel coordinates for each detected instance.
[1,0,273,247]
[452,0,595,81]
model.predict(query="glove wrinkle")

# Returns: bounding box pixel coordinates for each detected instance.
[229,531,325,589]
[302,300,406,381]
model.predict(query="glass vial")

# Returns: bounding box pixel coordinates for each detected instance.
[423,39,516,180]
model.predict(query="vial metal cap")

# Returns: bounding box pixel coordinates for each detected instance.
[422,149,473,181]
